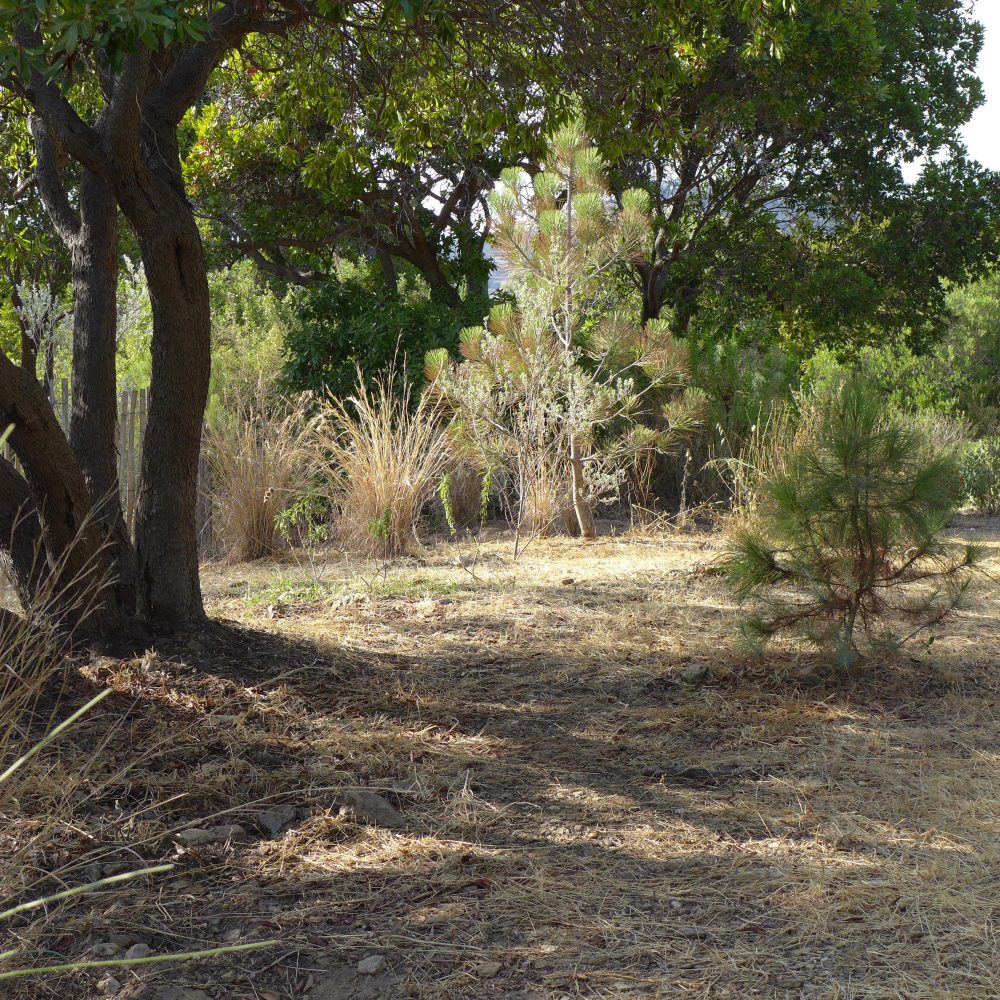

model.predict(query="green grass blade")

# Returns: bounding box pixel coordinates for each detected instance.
[0,865,174,922]
[0,940,279,981]
[0,689,111,786]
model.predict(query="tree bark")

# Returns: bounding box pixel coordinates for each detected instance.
[638,260,669,324]
[129,196,211,626]
[0,354,119,633]
[69,170,138,618]
[375,247,399,294]
[0,458,46,610]
[70,173,121,516]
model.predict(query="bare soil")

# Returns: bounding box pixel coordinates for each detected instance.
[5,516,1000,999]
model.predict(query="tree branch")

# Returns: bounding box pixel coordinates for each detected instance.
[28,116,81,247]
[147,2,308,126]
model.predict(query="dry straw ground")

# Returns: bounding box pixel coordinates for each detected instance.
[4,516,1000,999]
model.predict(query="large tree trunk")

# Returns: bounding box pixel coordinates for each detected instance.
[15,4,306,633]
[69,170,137,619]
[70,173,121,519]
[130,203,211,626]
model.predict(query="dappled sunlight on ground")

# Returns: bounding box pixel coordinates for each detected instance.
[6,519,1000,998]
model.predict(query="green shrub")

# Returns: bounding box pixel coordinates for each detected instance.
[723,376,980,670]
[801,343,960,418]
[960,437,1000,516]
[282,260,491,398]
[208,261,289,407]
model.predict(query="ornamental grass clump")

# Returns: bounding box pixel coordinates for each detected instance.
[206,383,324,562]
[320,373,448,557]
[723,376,981,670]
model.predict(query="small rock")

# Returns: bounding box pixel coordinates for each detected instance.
[340,790,404,829]
[98,977,122,996]
[680,662,708,685]
[357,955,386,975]
[792,661,823,685]
[90,942,120,958]
[799,775,827,792]
[677,926,708,939]
[477,960,503,978]
[205,714,241,729]
[172,824,248,848]
[125,942,152,960]
[256,804,297,837]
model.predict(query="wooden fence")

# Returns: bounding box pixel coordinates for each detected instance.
[3,378,217,552]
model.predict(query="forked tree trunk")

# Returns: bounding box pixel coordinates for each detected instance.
[130,202,211,626]
[13,3,307,634]
[69,170,137,619]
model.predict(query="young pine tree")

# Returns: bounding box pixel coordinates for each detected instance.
[426,123,704,539]
[723,377,981,670]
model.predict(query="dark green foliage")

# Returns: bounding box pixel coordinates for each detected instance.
[937,271,1000,433]
[689,335,795,443]
[723,377,980,669]
[282,262,492,398]
[960,437,1000,516]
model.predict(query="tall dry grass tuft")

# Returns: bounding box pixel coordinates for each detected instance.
[320,375,448,557]
[0,507,114,759]
[709,403,816,525]
[205,384,324,562]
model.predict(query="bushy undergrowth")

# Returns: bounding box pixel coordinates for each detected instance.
[206,385,323,562]
[283,260,491,398]
[960,436,1000,516]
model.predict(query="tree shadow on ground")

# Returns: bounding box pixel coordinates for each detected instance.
[6,606,997,999]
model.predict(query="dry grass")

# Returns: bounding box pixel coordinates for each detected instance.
[3,516,1000,998]
[709,403,801,523]
[321,375,448,557]
[206,385,323,562]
